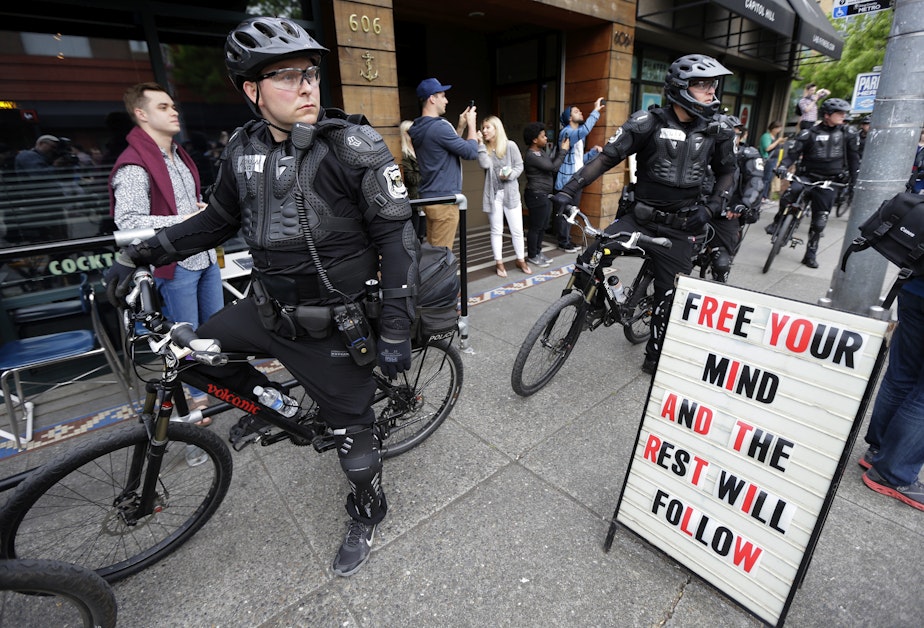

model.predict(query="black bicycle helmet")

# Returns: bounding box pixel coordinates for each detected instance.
[664,54,732,120]
[820,98,851,116]
[225,17,328,91]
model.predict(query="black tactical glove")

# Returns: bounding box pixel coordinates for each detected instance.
[550,191,573,216]
[103,249,137,307]
[683,205,714,233]
[774,166,788,178]
[378,318,412,379]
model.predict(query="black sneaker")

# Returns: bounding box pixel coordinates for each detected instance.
[863,467,924,511]
[331,520,376,576]
[559,243,579,253]
[641,356,658,375]
[764,222,776,235]
[858,446,879,470]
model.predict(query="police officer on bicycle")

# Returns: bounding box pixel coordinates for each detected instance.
[104,17,419,577]
[552,54,737,374]
[707,116,765,283]
[767,97,860,268]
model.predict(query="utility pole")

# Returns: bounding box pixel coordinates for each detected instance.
[827,0,924,316]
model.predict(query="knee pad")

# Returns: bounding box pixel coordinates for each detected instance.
[335,424,386,523]
[711,249,731,283]
[811,212,828,233]
[335,425,382,486]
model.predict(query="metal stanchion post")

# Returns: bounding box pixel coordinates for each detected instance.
[454,193,473,353]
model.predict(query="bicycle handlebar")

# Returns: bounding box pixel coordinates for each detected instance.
[128,266,225,366]
[564,205,672,250]
[784,172,848,189]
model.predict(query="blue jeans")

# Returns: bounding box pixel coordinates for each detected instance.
[760,157,775,200]
[865,290,924,486]
[155,263,224,329]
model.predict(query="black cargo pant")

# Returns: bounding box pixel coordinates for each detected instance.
[194,297,386,525]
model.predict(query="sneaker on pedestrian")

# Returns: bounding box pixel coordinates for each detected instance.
[527,255,550,268]
[559,242,579,253]
[539,252,553,264]
[858,446,879,470]
[862,467,924,512]
[332,520,376,576]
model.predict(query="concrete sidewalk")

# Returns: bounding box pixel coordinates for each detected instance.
[4,206,923,627]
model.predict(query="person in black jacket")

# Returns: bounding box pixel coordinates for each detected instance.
[552,54,737,374]
[770,98,860,268]
[104,16,419,578]
[522,122,569,266]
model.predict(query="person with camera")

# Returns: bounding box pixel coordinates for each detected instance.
[767,98,860,268]
[552,54,737,374]
[104,16,419,577]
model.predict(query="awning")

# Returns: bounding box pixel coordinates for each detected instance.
[787,0,844,59]
[711,0,795,37]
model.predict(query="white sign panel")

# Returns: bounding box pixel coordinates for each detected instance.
[612,277,888,626]
[851,71,879,114]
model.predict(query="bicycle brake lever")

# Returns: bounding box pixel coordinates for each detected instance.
[191,351,228,367]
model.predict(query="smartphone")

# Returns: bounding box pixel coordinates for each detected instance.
[469,100,475,109]
[600,98,606,106]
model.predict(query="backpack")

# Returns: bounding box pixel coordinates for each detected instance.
[409,243,460,346]
[841,192,924,307]
[794,100,802,117]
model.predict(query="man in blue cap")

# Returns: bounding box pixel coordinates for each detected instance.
[408,77,478,248]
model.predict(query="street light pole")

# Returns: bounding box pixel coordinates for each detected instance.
[828,0,924,315]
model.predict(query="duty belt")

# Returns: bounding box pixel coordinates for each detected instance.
[632,202,696,229]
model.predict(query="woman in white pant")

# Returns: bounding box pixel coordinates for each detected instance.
[477,116,531,277]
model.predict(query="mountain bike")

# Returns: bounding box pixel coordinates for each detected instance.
[0,266,462,583]
[0,558,117,628]
[762,173,846,273]
[511,206,671,397]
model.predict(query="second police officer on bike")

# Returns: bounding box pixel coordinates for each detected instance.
[767,97,860,268]
[552,54,737,374]
[104,17,419,577]
[707,116,765,283]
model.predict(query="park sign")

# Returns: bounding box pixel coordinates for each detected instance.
[832,0,893,18]
[851,71,879,114]
[607,276,888,626]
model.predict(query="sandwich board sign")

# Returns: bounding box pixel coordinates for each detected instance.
[606,276,888,626]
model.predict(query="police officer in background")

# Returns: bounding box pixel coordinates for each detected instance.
[707,116,765,283]
[552,54,737,374]
[769,97,860,268]
[104,17,419,577]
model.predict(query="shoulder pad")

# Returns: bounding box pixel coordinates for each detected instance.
[795,128,813,142]
[843,125,859,136]
[625,110,655,133]
[328,123,391,169]
[740,145,761,160]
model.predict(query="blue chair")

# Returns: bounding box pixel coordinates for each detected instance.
[0,280,136,449]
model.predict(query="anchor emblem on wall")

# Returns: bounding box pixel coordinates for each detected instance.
[360,52,378,82]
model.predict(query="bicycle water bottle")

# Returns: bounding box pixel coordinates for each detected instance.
[253,385,298,417]
[606,276,626,304]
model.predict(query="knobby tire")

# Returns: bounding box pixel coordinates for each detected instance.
[511,292,586,397]
[0,422,233,583]
[379,339,462,458]
[0,558,117,628]
[763,213,794,273]
[623,261,656,345]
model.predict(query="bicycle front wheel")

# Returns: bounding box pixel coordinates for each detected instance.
[763,213,794,274]
[0,422,233,583]
[379,339,463,458]
[511,291,585,397]
[0,558,117,628]
[623,260,656,345]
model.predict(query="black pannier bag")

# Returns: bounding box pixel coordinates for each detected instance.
[409,243,460,346]
[841,192,924,308]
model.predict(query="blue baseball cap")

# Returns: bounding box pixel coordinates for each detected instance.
[416,78,452,99]
[560,106,573,127]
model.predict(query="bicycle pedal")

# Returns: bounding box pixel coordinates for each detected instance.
[791,238,803,247]
[229,414,273,451]
[312,434,337,453]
